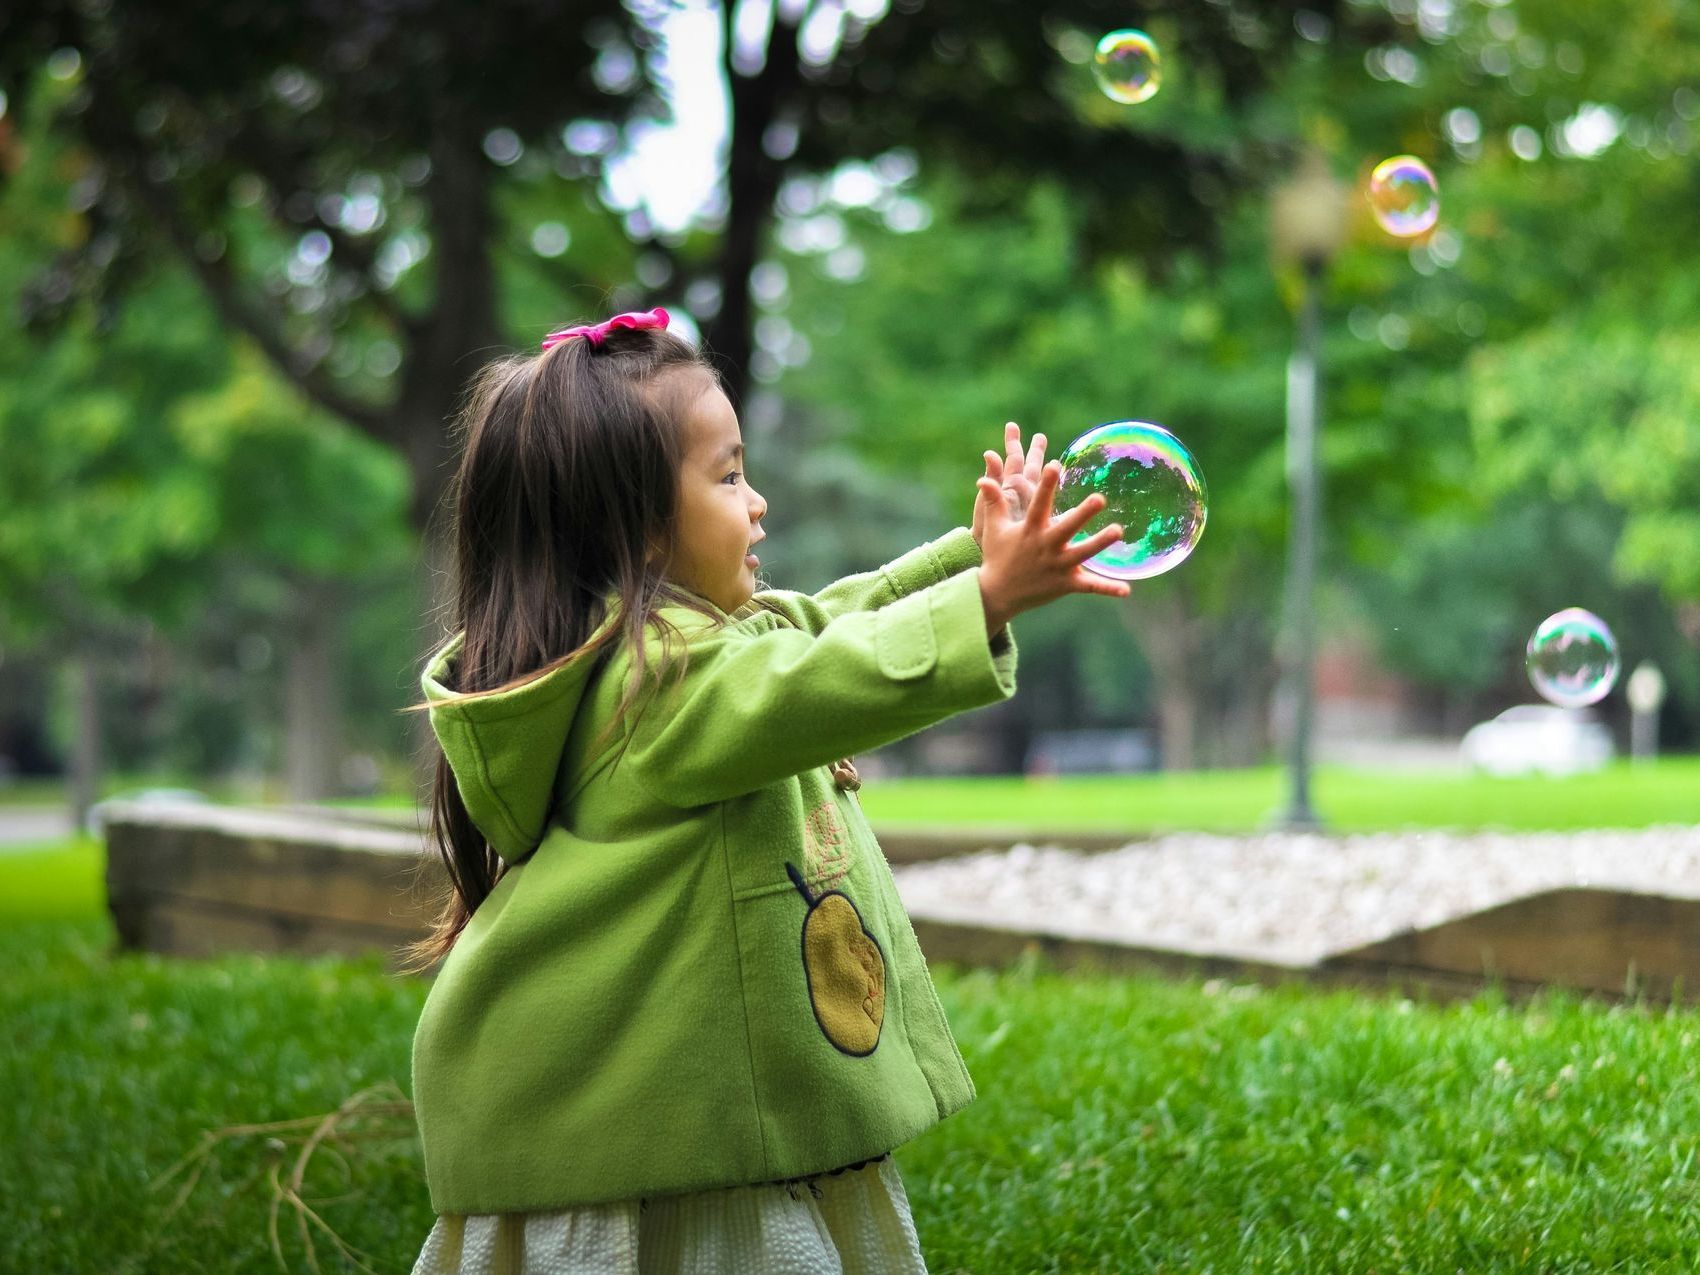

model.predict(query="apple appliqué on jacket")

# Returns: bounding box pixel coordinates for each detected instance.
[786,861,886,1056]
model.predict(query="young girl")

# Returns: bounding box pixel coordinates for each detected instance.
[405,308,1128,1274]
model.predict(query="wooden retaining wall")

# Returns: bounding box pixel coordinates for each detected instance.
[911,885,1700,1006]
[101,804,1700,1004]
[103,803,443,970]
[98,805,1076,971]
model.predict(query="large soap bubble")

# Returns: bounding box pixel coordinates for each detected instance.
[1054,420,1207,581]
[1093,30,1162,104]
[1526,608,1620,708]
[1368,155,1440,237]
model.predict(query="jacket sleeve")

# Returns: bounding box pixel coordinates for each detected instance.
[622,568,1017,807]
[750,526,982,637]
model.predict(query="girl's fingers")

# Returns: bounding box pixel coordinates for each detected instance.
[1004,421,1025,473]
[976,475,1011,517]
[1025,433,1047,484]
[1050,490,1108,540]
[1025,461,1062,528]
[1066,523,1126,562]
[1075,573,1132,599]
[984,450,1001,481]
[1040,493,1108,547]
[1067,560,1131,595]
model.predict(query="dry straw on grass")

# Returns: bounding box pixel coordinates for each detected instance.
[143,1081,418,1274]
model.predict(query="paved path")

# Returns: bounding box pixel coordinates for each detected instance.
[0,806,75,848]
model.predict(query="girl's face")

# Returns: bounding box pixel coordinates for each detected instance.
[661,378,768,614]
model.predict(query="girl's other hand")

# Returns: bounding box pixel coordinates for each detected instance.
[974,460,1130,637]
[971,421,1046,547]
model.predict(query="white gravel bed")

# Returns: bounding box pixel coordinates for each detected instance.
[890,825,1700,968]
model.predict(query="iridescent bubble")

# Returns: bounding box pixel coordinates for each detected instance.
[1367,155,1440,237]
[1526,608,1620,708]
[1054,421,1207,581]
[1093,30,1162,105]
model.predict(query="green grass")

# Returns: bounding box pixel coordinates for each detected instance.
[0,837,105,922]
[8,909,1700,1271]
[5,756,1699,1271]
[912,962,1700,1272]
[8,757,1697,836]
[856,758,1700,835]
[1,918,429,1274]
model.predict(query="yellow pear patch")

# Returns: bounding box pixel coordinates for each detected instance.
[786,861,885,1056]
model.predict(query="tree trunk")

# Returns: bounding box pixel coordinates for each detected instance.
[1118,585,1202,771]
[282,577,344,802]
[1203,602,1280,767]
[1153,680,1199,772]
[1217,685,1272,768]
[399,126,501,534]
[67,652,104,833]
[708,3,806,411]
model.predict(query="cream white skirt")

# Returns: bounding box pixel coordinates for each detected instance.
[411,1154,929,1275]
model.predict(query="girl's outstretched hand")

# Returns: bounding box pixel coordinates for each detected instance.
[971,421,1046,547]
[975,460,1130,638]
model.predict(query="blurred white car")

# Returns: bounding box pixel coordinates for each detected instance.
[1460,705,1614,777]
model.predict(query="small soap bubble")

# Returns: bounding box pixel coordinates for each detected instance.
[1093,30,1162,105]
[1526,608,1620,707]
[1055,421,1207,581]
[1367,155,1440,237]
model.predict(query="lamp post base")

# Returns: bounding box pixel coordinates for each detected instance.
[1267,806,1326,835]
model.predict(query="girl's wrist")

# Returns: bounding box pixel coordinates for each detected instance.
[977,571,1010,638]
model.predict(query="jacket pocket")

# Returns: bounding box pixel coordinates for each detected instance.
[730,882,943,1179]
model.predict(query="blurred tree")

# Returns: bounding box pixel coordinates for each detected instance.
[777,179,1306,766]
[1311,0,1700,730]
[767,0,1700,765]
[0,0,1345,558]
[5,0,1695,785]
[0,0,640,552]
[169,350,413,797]
[0,0,1365,790]
[0,111,411,810]
[1470,304,1700,604]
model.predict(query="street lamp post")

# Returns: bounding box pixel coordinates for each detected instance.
[1269,152,1348,833]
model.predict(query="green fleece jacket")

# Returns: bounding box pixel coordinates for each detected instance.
[411,526,1018,1214]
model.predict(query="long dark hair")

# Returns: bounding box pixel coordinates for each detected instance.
[400,324,723,973]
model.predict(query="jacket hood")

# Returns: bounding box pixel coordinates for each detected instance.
[421,595,730,864]
[421,629,611,865]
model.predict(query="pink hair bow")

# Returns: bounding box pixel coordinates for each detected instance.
[541,307,670,351]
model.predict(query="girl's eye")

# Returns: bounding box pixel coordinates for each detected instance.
[723,470,742,485]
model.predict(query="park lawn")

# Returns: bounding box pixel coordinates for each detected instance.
[325,756,1700,835]
[855,757,1700,835]
[0,836,104,922]
[6,914,1700,1272]
[7,757,1697,840]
